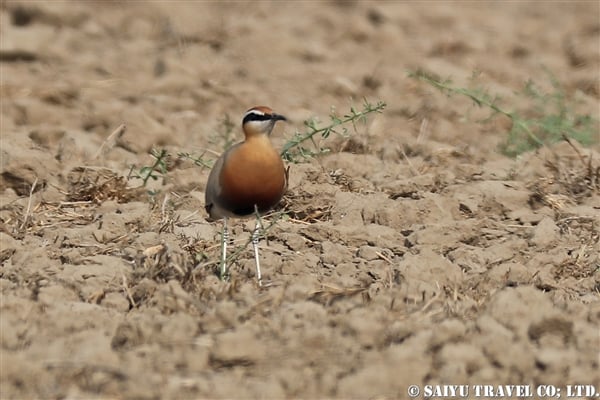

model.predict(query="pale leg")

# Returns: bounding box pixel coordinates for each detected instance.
[252,218,262,287]
[220,216,228,279]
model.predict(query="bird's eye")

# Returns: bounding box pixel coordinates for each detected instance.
[243,112,272,124]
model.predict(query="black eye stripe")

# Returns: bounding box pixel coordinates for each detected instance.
[243,112,272,124]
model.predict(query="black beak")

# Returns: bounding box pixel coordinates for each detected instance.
[271,113,287,122]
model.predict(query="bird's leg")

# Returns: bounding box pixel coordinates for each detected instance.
[220,216,229,279]
[252,205,263,287]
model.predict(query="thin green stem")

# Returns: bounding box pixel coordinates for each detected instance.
[140,149,168,186]
[281,100,386,161]
[411,71,544,147]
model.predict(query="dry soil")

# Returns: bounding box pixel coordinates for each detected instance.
[1,1,599,399]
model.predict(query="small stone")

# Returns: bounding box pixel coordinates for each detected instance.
[530,217,559,247]
[357,245,381,261]
[101,292,131,312]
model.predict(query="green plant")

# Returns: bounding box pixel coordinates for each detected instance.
[409,69,597,157]
[129,102,386,189]
[129,148,169,187]
[177,151,212,169]
[281,99,386,162]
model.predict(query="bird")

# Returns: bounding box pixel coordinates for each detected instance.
[205,106,288,286]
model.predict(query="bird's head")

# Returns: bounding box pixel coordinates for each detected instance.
[242,106,287,138]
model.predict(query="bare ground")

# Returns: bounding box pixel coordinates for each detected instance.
[1,1,599,399]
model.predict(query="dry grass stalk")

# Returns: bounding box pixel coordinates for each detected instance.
[93,123,126,160]
[67,166,137,203]
[279,190,332,223]
[19,177,37,232]
[309,283,368,306]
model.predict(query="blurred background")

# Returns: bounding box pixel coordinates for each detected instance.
[1,2,599,399]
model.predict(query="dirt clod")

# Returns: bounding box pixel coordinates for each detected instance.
[1,2,598,399]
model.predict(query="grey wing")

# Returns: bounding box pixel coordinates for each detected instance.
[205,154,226,220]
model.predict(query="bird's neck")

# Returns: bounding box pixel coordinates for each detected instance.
[243,132,272,143]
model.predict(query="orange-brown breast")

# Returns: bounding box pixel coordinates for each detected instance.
[218,136,286,216]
